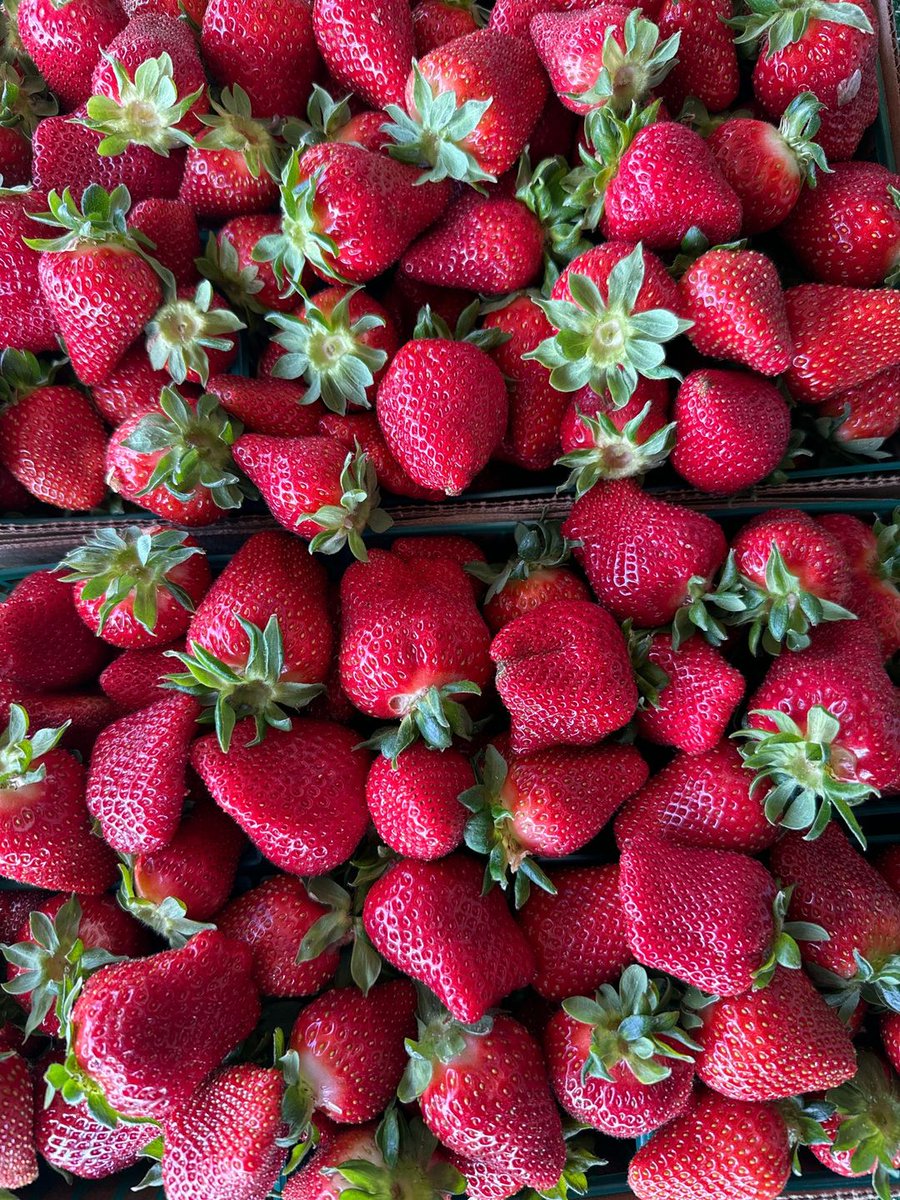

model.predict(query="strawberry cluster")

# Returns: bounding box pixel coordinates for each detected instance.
[0,500,898,1199]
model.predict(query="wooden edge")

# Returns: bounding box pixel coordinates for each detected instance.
[875,0,900,167]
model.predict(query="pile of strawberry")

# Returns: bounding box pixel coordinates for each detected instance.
[1,0,900,531]
[0,494,899,1199]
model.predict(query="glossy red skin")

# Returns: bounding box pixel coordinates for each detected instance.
[554,240,684,313]
[391,534,487,585]
[413,0,479,54]
[615,740,777,854]
[130,198,201,289]
[382,271,474,340]
[0,1051,37,1189]
[0,128,32,188]
[123,0,207,20]
[71,931,260,1120]
[91,345,187,426]
[0,194,58,353]
[206,375,322,438]
[818,367,900,447]
[707,116,803,235]
[363,854,537,1022]
[815,62,879,162]
[874,844,900,897]
[883,1013,900,1074]
[282,1124,388,1200]
[99,644,180,711]
[530,5,634,115]
[517,863,633,1001]
[180,136,280,222]
[313,0,414,109]
[217,214,298,314]
[16,0,127,110]
[657,0,739,113]
[0,890,52,943]
[483,569,591,633]
[201,0,320,119]
[636,632,744,754]
[732,508,853,604]
[366,742,471,859]
[318,411,444,500]
[217,875,340,996]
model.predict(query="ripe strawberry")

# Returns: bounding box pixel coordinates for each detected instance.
[0,889,53,943]
[384,271,474,339]
[192,718,369,875]
[0,705,117,893]
[200,215,297,317]
[384,29,547,184]
[99,644,178,711]
[201,0,319,119]
[679,248,794,375]
[462,737,647,904]
[627,1090,794,1200]
[86,693,200,853]
[884,1014,900,1073]
[0,684,117,756]
[563,478,727,627]
[129,198,200,289]
[313,0,414,109]
[0,1050,37,1189]
[366,742,472,860]
[817,368,900,458]
[106,387,252,526]
[545,965,697,1137]
[339,548,492,760]
[815,59,879,161]
[217,875,340,997]
[318,410,444,500]
[414,0,483,54]
[694,966,856,1101]
[391,534,487,585]
[364,854,536,1021]
[817,509,900,659]
[0,69,37,189]
[657,0,739,113]
[615,740,778,854]
[145,281,244,387]
[90,344,179,425]
[0,350,107,510]
[491,599,638,756]
[706,92,829,233]
[0,190,58,353]
[16,0,127,110]
[671,368,792,494]
[60,524,210,649]
[809,1053,900,1191]
[207,375,323,439]
[61,930,260,1122]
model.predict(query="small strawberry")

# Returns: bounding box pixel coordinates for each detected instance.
[366,742,472,860]
[0,1050,37,1188]
[99,644,179,711]
[129,197,200,289]
[811,1053,900,1193]
[145,281,244,388]
[318,410,444,500]
[201,214,297,316]
[816,369,900,460]
[207,375,323,439]
[90,344,179,425]
[884,1014,900,1073]
[16,0,127,110]
[657,0,739,113]
[88,12,207,122]
[818,509,900,659]
[0,189,58,353]
[414,0,484,54]
[312,0,415,109]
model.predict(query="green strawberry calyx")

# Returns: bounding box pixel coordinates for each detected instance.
[59,524,205,636]
[776,92,830,185]
[78,53,202,156]
[466,520,580,602]
[565,101,660,230]
[274,1027,322,1161]
[325,1107,466,1200]
[0,703,68,791]
[751,885,829,990]
[872,507,900,585]
[398,990,494,1102]
[117,857,214,949]
[573,11,680,115]
[625,621,670,711]
[383,62,494,187]
[523,242,692,409]
[556,401,676,495]
[808,950,900,1020]
[0,348,60,407]
[669,572,732,650]
[0,61,57,135]
[266,289,388,414]
[734,705,877,847]
[297,872,384,995]
[198,232,268,316]
[361,681,482,765]
[1,896,124,1037]
[120,386,253,513]
[194,84,279,179]
[563,965,700,1086]
[164,614,324,753]
[728,0,873,58]
[778,1095,835,1174]
[515,153,591,289]
[412,298,510,350]
[459,742,556,909]
[300,443,394,562]
[823,1052,900,1200]
[537,1123,609,1200]
[145,279,245,387]
[282,84,354,150]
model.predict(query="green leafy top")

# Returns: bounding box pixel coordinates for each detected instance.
[556,400,676,495]
[0,60,57,135]
[78,53,203,156]
[412,298,510,351]
[775,91,830,186]
[164,613,324,753]
[297,873,384,995]
[326,1107,466,1200]
[514,153,591,290]
[0,703,68,791]
[195,84,280,179]
[728,0,873,56]
[465,520,579,601]
[808,949,900,1020]
[565,101,660,230]
[824,1052,900,1200]
[361,682,482,765]
[872,507,900,584]
[750,884,829,990]
[117,857,214,949]
[398,990,494,1102]
[197,231,268,315]
[299,443,393,562]
[529,1123,608,1200]
[59,524,205,636]
[573,11,680,115]
[562,965,700,1086]
[266,288,388,414]
[524,242,692,408]
[145,279,245,387]
[383,62,494,187]
[282,84,354,149]
[625,620,670,711]
[0,347,58,406]
[778,1095,835,1175]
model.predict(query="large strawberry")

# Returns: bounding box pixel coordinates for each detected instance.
[16,0,127,110]
[207,375,323,439]
[318,410,444,501]
[129,197,200,289]
[99,644,179,711]
[817,369,900,460]
[313,0,415,109]
[366,742,471,860]
[89,343,178,425]
[0,190,58,353]
[0,685,116,756]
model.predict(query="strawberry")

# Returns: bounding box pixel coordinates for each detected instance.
[614,740,778,854]
[490,599,638,756]
[122,0,205,17]
[570,102,742,250]
[392,534,487,585]
[384,271,474,339]
[627,1089,794,1200]
[679,248,794,376]
[414,0,484,54]
[517,864,633,1002]
[200,215,297,317]
[461,737,647,904]
[0,465,32,512]
[312,0,415,109]
[200,0,320,119]
[339,548,492,760]
[0,889,53,943]
[818,509,900,659]
[0,190,58,353]
[876,847,900,898]
[0,684,116,756]
[0,1050,37,1188]
[90,344,179,425]
[191,718,370,875]
[468,520,590,633]
[563,479,727,628]
[289,980,417,1123]
[671,368,792,494]
[781,160,900,287]
[106,386,252,525]
[179,85,281,221]
[0,64,55,187]
[0,570,110,691]
[16,0,127,110]
[129,197,200,289]
[363,854,536,1021]
[366,742,472,860]
[60,524,211,649]
[545,965,697,1137]
[810,1053,900,1192]
[384,29,547,184]
[58,929,260,1122]
[86,693,201,853]
[693,966,856,1101]
[0,705,117,893]
[815,59,879,161]
[218,875,340,997]
[399,998,565,1188]
[884,1014,900,1073]
[145,281,244,387]
[318,410,444,500]
[706,92,829,234]
[0,350,107,510]
[207,375,323,439]
[99,644,179,711]
[657,0,740,113]
[400,192,544,295]
[817,369,900,459]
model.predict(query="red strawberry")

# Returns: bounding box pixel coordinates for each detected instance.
[363,854,536,1021]
[0,1050,37,1188]
[657,0,739,113]
[0,465,32,512]
[563,479,727,627]
[876,846,900,898]
[207,375,323,439]
[0,684,116,756]
[0,64,39,189]
[517,864,633,1002]
[0,705,117,893]
[811,1054,900,1190]
[818,509,900,659]
[884,1014,900,1073]
[202,215,297,316]
[0,190,58,354]
[384,271,474,340]
[814,58,879,161]
[90,344,178,425]
[679,248,794,375]
[129,197,200,289]
[145,281,244,388]
[817,369,900,459]
[490,599,638,756]
[200,0,319,119]
[99,644,178,711]
[366,742,471,860]
[16,0,127,110]
[414,0,483,53]
[391,534,487,583]
[0,350,107,511]
[318,410,444,500]
[312,0,414,109]
[0,889,53,943]
[615,740,777,854]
